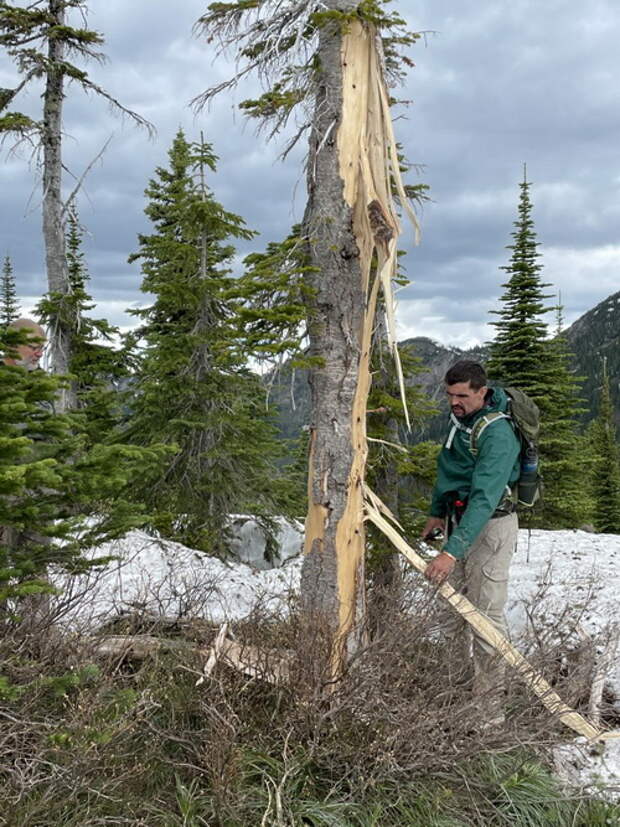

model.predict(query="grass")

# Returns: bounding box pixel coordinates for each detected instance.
[0,601,618,826]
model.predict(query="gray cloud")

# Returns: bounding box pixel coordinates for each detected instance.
[2,0,619,342]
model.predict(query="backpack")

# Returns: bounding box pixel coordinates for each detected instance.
[469,387,542,509]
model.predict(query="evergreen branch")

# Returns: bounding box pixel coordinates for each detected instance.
[0,68,39,111]
[0,111,41,141]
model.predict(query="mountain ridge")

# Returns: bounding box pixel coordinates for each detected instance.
[270,290,620,440]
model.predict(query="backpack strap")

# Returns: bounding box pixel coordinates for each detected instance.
[469,411,511,456]
[445,412,472,449]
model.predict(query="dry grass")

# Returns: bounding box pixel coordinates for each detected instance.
[0,582,618,826]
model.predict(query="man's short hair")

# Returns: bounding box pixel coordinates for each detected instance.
[8,317,45,340]
[444,360,487,390]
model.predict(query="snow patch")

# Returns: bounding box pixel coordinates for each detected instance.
[554,737,620,800]
[56,529,302,629]
[51,524,620,798]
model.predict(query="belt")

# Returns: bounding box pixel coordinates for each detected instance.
[491,502,516,519]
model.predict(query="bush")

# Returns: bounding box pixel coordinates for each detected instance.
[0,588,618,825]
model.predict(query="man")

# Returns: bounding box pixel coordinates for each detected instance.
[421,360,520,725]
[3,317,46,369]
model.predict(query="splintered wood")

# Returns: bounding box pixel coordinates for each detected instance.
[197,624,290,686]
[364,499,620,743]
[322,19,419,676]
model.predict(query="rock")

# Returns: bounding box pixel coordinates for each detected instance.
[227,515,303,570]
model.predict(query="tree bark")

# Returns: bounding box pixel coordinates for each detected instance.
[42,0,73,410]
[300,6,400,678]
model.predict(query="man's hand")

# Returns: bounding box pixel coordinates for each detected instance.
[421,516,445,541]
[424,552,456,585]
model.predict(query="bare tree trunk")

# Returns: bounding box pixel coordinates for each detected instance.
[42,0,73,410]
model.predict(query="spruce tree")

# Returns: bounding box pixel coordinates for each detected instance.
[38,204,128,436]
[487,171,587,526]
[539,302,592,526]
[486,169,554,394]
[590,361,620,533]
[0,326,160,613]
[125,130,285,554]
[1,254,19,327]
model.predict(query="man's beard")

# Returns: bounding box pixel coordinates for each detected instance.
[16,357,39,371]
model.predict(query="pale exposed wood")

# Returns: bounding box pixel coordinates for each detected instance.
[89,630,290,686]
[211,636,291,685]
[198,622,230,683]
[365,500,620,743]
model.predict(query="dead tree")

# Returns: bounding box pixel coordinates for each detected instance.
[0,0,153,409]
[195,0,419,679]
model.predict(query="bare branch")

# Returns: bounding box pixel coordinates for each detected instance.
[75,76,155,138]
[61,133,113,216]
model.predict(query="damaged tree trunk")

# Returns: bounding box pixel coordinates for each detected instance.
[301,6,413,679]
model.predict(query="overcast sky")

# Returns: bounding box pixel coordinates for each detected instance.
[1,0,619,348]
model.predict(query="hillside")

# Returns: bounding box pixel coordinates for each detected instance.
[269,336,487,443]
[270,291,620,441]
[565,289,620,428]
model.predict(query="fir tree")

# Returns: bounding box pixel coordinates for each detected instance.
[590,361,620,533]
[38,204,128,436]
[0,326,161,612]
[235,226,313,371]
[0,0,152,408]
[486,168,554,394]
[125,130,285,553]
[487,171,587,526]
[1,254,19,327]
[539,301,592,526]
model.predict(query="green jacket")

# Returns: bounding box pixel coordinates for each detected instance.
[430,387,520,560]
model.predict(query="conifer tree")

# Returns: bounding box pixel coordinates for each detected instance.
[487,171,587,526]
[1,254,19,327]
[0,326,160,613]
[38,204,128,438]
[539,302,592,526]
[590,361,620,533]
[0,0,152,408]
[486,169,554,394]
[125,130,285,553]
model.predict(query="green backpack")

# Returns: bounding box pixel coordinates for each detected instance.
[469,387,542,508]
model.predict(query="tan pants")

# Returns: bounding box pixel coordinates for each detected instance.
[443,512,518,700]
